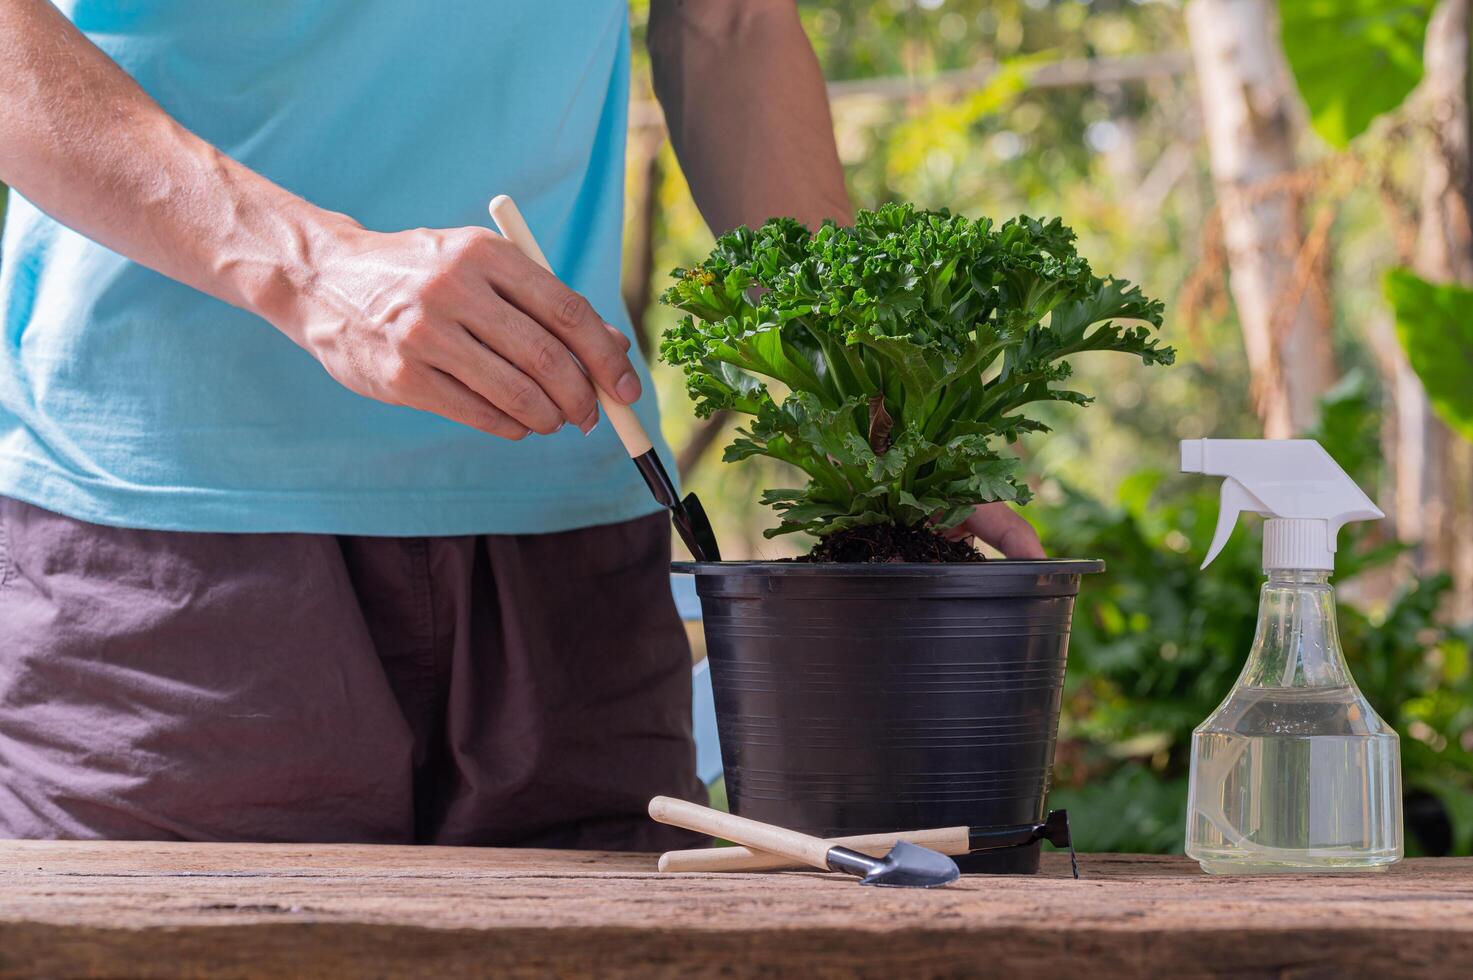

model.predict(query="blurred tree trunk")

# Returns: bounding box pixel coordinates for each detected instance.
[1185,0,1336,439]
[677,410,729,480]
[622,127,732,482]
[623,127,665,360]
[1408,0,1473,615]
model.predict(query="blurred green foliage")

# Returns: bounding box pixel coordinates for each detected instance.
[1384,268,1473,440]
[1279,0,1435,148]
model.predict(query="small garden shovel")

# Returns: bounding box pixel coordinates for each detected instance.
[648,797,961,888]
[489,195,721,562]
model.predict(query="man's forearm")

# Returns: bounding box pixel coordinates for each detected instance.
[0,0,345,331]
[648,0,852,233]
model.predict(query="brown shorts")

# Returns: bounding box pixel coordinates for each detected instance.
[0,498,705,849]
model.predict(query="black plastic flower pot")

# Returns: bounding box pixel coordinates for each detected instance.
[675,559,1103,874]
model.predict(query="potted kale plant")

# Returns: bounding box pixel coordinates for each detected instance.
[661,204,1172,873]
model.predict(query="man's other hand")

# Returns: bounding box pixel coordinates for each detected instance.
[944,502,1046,559]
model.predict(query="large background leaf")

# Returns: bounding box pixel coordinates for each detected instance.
[1280,0,1434,147]
[1384,267,1473,440]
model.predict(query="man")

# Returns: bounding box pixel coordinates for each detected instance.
[0,0,1042,847]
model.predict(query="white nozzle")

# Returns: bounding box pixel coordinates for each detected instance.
[1180,439,1383,571]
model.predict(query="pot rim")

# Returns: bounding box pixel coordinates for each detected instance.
[672,558,1104,577]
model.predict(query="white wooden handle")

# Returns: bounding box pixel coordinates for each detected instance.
[648,797,834,872]
[487,195,652,457]
[657,825,971,874]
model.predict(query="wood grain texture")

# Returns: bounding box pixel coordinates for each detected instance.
[1,841,1470,978]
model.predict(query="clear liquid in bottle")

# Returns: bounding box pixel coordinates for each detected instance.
[1185,571,1403,874]
[1187,686,1402,873]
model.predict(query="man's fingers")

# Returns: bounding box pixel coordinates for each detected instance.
[416,367,532,441]
[428,328,566,435]
[993,521,1046,560]
[460,299,599,433]
[953,502,1046,559]
[487,244,642,404]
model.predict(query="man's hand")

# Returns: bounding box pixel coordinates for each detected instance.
[944,502,1046,559]
[271,223,639,440]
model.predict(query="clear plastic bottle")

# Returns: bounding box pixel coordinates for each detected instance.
[1186,569,1403,874]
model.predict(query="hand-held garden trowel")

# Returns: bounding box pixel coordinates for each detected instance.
[488,196,721,562]
[648,796,961,888]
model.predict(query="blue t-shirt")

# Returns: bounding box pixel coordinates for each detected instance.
[0,1,671,536]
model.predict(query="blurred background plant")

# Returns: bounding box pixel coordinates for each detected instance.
[622,0,1473,854]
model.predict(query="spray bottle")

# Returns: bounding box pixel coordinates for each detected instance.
[1180,438,1402,874]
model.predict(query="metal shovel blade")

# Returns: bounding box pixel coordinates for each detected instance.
[827,840,961,889]
[675,491,722,563]
[632,449,722,563]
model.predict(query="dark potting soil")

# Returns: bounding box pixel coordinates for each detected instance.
[794,523,985,564]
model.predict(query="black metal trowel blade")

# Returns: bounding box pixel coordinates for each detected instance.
[631,449,722,562]
[675,491,721,562]
[826,840,961,889]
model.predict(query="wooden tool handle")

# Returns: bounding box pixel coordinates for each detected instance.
[657,825,971,874]
[487,195,652,457]
[648,797,834,872]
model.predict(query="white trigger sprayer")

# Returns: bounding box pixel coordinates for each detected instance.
[1184,438,1384,575]
[1180,439,1403,874]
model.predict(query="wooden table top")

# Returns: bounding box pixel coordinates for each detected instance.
[1,841,1469,978]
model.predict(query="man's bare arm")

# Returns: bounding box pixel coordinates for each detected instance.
[0,0,641,439]
[647,0,852,232]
